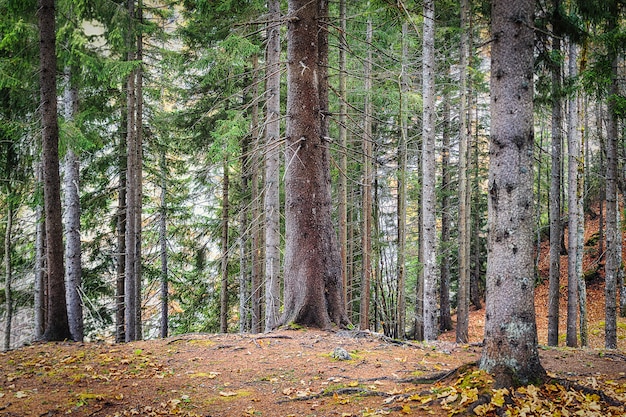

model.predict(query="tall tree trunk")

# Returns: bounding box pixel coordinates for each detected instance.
[439,82,453,333]
[4,204,13,351]
[159,151,168,338]
[134,0,144,339]
[360,19,373,331]
[421,0,438,341]
[480,0,546,387]
[116,102,127,343]
[124,33,138,342]
[578,94,588,347]
[456,0,471,343]
[396,22,408,339]
[63,67,83,342]
[597,102,604,262]
[264,0,281,333]
[470,101,483,310]
[250,56,263,334]
[604,6,620,349]
[547,34,562,347]
[240,55,260,333]
[338,0,349,316]
[279,0,349,329]
[38,0,72,342]
[566,41,579,348]
[124,0,143,342]
[220,155,229,333]
[604,57,619,350]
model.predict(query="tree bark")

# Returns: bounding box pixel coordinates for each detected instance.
[604,55,619,350]
[566,40,579,348]
[421,0,438,341]
[396,22,408,339]
[116,101,127,343]
[63,68,84,342]
[279,0,349,329]
[38,0,72,342]
[4,204,13,351]
[547,34,562,347]
[480,0,546,387]
[456,0,471,343]
[360,19,373,331]
[159,151,168,338]
[338,0,349,317]
[264,0,281,332]
[439,81,453,333]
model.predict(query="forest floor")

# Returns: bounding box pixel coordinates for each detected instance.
[2,209,626,416]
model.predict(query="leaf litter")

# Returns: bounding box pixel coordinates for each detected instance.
[0,329,624,416]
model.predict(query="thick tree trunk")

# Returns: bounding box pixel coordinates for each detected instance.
[456,0,471,343]
[360,19,373,331]
[421,0,438,341]
[480,0,546,387]
[63,68,84,342]
[547,35,562,347]
[264,0,281,332]
[38,0,72,342]
[566,41,579,348]
[280,0,349,329]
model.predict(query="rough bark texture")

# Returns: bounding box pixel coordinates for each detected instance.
[159,152,168,338]
[264,0,281,333]
[547,36,562,347]
[396,22,408,339]
[4,205,13,351]
[439,88,453,333]
[456,0,471,343]
[279,0,349,330]
[421,0,438,341]
[360,19,373,331]
[479,0,546,387]
[63,70,84,342]
[116,106,127,343]
[566,41,579,348]
[604,53,619,350]
[338,0,348,317]
[249,55,262,334]
[39,0,72,342]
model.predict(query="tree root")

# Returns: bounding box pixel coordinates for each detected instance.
[554,378,624,408]
[277,387,389,403]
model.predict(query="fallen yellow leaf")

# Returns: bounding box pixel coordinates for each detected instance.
[219,391,238,397]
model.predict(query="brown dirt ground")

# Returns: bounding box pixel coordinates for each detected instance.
[2,207,626,416]
[1,311,625,417]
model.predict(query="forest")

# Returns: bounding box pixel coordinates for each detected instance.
[1,0,626,398]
